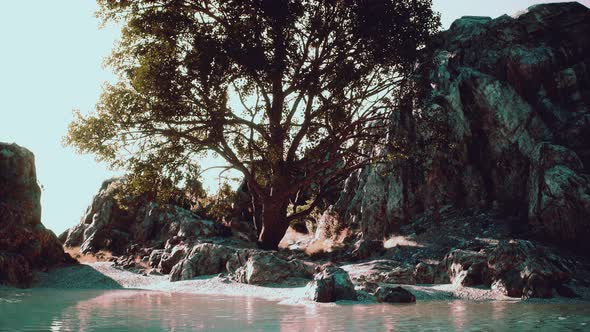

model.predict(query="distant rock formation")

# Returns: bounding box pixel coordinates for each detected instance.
[0,143,71,286]
[323,2,590,251]
[61,178,230,255]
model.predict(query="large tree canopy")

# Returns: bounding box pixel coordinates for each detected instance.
[67,0,440,249]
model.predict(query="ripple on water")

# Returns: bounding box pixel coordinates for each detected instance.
[0,289,589,331]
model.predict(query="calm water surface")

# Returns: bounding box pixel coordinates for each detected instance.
[1,289,589,331]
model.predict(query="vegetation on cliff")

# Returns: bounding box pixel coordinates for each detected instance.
[65,0,440,249]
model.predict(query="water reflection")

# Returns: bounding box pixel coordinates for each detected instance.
[450,300,467,330]
[1,289,589,331]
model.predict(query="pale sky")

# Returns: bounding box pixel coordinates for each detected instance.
[1,0,587,235]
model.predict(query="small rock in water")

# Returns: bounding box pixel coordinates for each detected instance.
[375,286,416,303]
[306,265,357,302]
[556,285,578,298]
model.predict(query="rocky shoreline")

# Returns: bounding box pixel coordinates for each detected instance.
[2,2,590,308]
[53,177,590,303]
[19,260,589,306]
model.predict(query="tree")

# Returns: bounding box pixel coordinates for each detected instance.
[66,0,440,249]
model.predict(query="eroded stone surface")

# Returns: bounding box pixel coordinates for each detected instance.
[0,142,72,286]
[319,2,590,252]
[62,179,227,255]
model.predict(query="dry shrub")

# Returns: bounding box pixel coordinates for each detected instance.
[278,227,312,249]
[304,227,350,256]
[63,246,114,263]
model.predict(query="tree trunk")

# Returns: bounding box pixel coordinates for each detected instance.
[257,200,289,250]
[248,183,263,236]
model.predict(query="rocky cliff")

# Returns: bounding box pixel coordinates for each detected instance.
[323,2,590,252]
[61,178,232,257]
[0,143,71,286]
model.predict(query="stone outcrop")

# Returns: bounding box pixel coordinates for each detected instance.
[341,260,417,285]
[169,243,236,281]
[62,179,228,255]
[0,143,71,286]
[443,239,572,298]
[320,2,590,252]
[169,242,315,285]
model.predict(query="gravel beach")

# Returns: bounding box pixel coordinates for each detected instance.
[29,262,590,305]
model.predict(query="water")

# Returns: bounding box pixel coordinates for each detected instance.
[1,289,589,331]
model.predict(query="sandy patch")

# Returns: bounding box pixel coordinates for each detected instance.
[31,262,590,305]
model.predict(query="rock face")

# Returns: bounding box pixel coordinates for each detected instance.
[62,179,228,255]
[0,143,70,286]
[322,3,590,251]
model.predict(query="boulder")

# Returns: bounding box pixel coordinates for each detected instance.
[233,252,313,284]
[169,242,315,284]
[442,239,571,298]
[488,240,571,299]
[133,203,226,243]
[158,245,187,274]
[306,265,357,302]
[169,243,237,281]
[341,260,416,285]
[414,262,436,284]
[0,143,71,286]
[375,286,416,303]
[443,249,490,287]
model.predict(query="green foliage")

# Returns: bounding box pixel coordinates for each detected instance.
[66,0,440,246]
[288,198,323,233]
[198,182,236,222]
